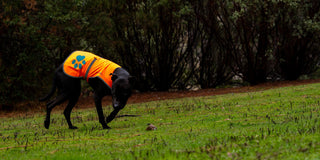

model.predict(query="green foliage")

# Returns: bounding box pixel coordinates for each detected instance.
[109,0,197,91]
[0,0,319,104]
[273,0,320,80]
[193,0,320,84]
[0,0,89,104]
[1,83,320,159]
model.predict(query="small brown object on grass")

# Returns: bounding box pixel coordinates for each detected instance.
[146,123,157,131]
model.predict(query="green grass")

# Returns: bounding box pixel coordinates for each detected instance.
[1,83,320,159]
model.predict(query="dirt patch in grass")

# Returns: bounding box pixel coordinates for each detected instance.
[1,79,320,117]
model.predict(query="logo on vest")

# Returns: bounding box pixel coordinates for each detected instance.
[72,55,86,69]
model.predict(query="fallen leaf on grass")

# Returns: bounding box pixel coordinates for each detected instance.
[49,149,59,154]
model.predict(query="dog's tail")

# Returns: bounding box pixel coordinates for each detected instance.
[39,75,57,102]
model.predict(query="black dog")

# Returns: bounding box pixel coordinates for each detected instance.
[39,51,134,129]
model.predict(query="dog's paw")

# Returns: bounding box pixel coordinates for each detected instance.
[69,126,78,129]
[103,125,111,129]
[44,120,50,129]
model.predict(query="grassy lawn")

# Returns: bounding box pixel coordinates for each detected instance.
[1,83,320,159]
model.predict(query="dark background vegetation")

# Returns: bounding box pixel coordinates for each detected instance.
[1,0,320,105]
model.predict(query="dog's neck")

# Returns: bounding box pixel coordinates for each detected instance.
[113,68,130,78]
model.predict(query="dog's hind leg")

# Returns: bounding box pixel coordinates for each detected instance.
[63,99,78,129]
[44,93,68,129]
[64,92,80,129]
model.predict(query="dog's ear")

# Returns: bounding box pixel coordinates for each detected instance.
[111,74,118,81]
[128,76,136,85]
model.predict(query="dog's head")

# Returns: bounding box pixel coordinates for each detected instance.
[111,74,135,109]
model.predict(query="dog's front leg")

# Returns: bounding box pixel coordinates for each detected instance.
[106,109,120,124]
[94,95,110,129]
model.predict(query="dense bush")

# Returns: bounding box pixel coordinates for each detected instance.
[1,0,319,105]
[193,0,320,84]
[107,0,197,91]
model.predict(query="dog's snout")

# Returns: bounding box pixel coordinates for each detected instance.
[113,101,120,108]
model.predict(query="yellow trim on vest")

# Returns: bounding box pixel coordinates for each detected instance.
[63,51,121,88]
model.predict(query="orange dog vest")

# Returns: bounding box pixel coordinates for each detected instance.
[63,51,121,88]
